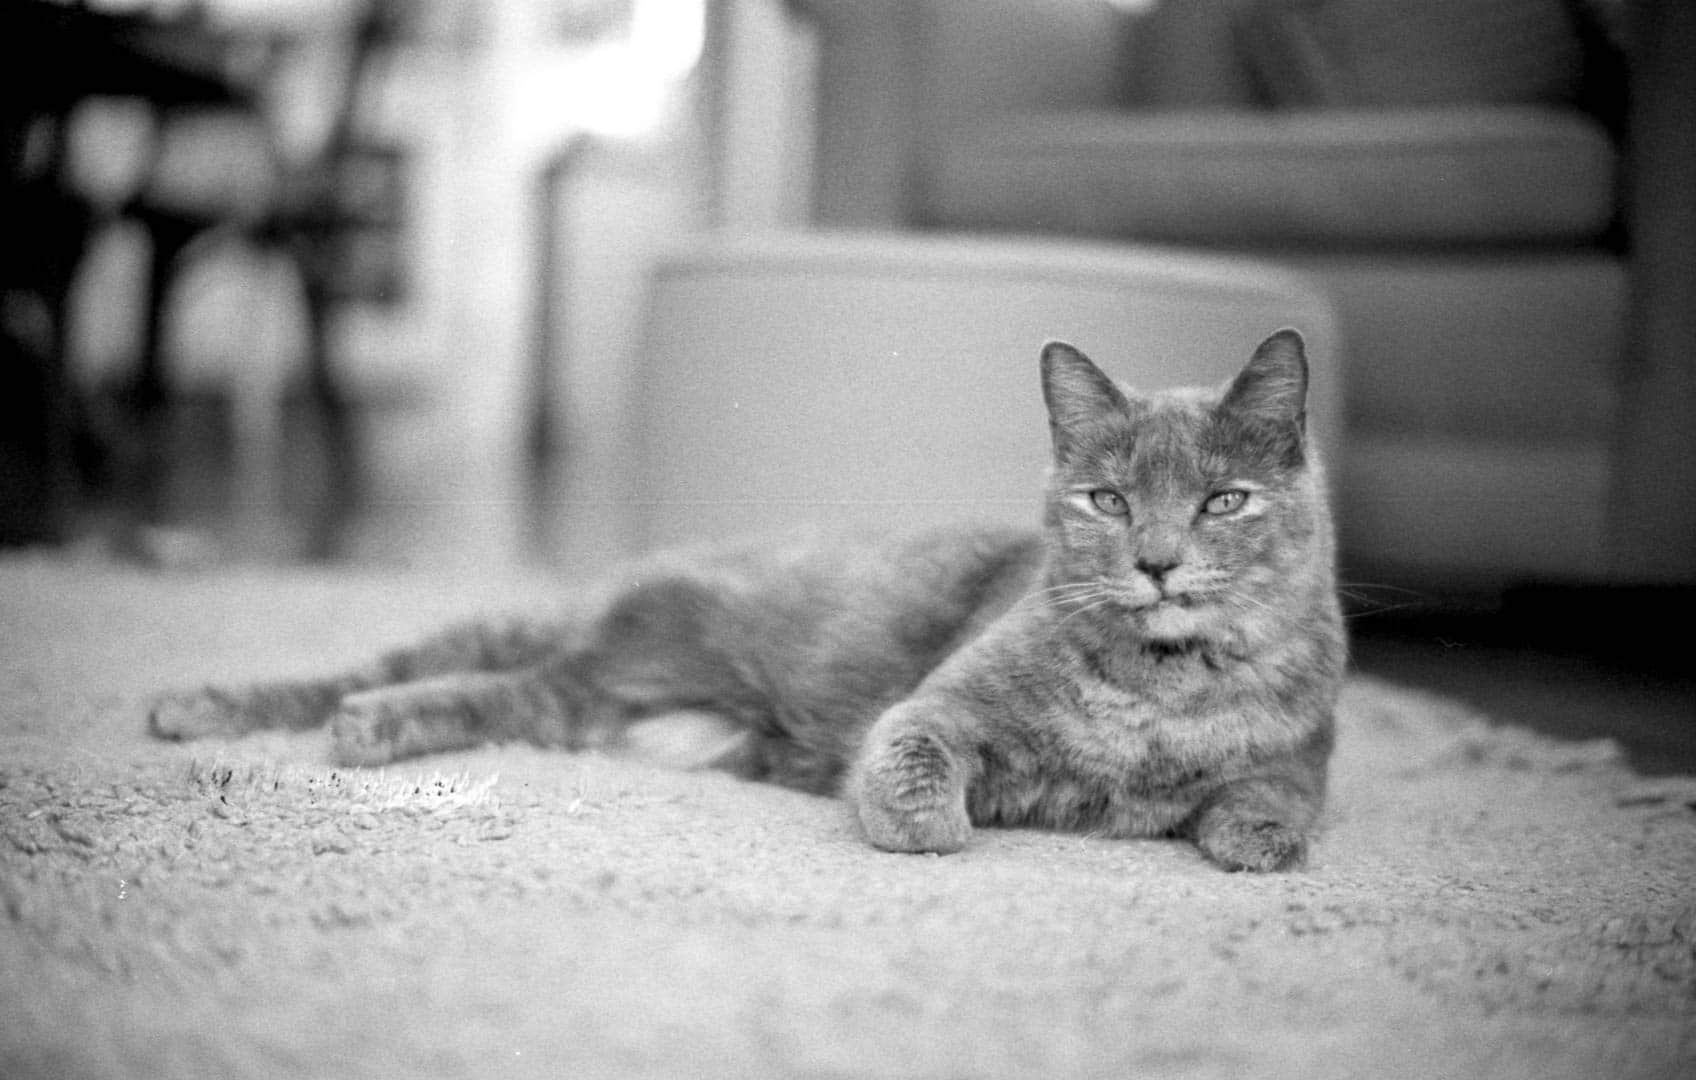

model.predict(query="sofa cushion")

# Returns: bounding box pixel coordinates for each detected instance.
[1123,0,1609,113]
[925,106,1616,248]
[1238,0,1590,109]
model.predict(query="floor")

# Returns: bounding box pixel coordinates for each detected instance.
[1346,592,1696,777]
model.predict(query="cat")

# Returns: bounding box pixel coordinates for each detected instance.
[149,329,1345,872]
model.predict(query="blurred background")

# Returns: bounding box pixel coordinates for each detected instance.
[3,0,1691,763]
[3,0,816,571]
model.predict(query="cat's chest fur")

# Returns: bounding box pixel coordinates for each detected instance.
[966,638,1292,838]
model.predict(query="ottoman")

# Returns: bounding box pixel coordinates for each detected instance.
[615,231,1340,552]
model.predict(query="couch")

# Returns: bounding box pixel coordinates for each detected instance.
[798,0,1694,593]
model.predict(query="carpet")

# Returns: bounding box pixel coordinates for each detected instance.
[1,555,1693,1080]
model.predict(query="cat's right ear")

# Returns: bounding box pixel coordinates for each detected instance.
[1222,329,1308,433]
[1041,342,1129,448]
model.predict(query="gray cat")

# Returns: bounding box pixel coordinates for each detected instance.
[150,330,1345,871]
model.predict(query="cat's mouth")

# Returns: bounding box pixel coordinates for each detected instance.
[1152,591,1203,609]
[1129,584,1209,613]
[1055,581,1214,619]
[1126,586,1229,641]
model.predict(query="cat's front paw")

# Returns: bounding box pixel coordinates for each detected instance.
[850,731,973,855]
[857,793,972,854]
[1195,817,1308,873]
[148,689,249,742]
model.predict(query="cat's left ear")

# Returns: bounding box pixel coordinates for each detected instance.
[1221,328,1308,435]
[1041,341,1130,448]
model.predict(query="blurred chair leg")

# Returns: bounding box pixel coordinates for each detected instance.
[0,318,72,546]
[112,210,202,557]
[296,282,358,561]
[523,140,589,559]
[2,181,93,548]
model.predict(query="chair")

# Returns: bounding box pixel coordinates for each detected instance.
[1,0,409,560]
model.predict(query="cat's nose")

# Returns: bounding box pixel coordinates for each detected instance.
[1136,557,1180,583]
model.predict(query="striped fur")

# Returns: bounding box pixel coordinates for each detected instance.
[151,331,1344,871]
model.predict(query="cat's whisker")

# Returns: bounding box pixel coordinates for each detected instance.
[1028,581,1113,600]
[1020,581,1120,616]
[1219,588,1279,615]
[1050,591,1114,614]
[1334,581,1435,619]
[1340,603,1424,620]
[1337,580,1429,599]
[1055,593,1124,630]
[1212,586,1314,635]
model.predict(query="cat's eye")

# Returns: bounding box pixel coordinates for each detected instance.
[1203,490,1248,515]
[1089,489,1129,516]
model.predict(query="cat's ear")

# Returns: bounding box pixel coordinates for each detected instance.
[1221,329,1308,434]
[1041,342,1129,446]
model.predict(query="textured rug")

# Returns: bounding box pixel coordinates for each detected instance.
[1,555,1693,1080]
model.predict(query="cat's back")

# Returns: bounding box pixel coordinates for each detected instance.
[636,521,1043,612]
[671,523,1040,681]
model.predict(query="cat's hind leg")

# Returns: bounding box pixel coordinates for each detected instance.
[149,673,375,742]
[329,665,585,766]
[329,572,779,767]
[148,616,567,743]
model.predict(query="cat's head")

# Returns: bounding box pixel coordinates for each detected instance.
[1039,330,1334,647]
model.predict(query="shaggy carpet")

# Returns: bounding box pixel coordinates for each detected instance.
[1,555,1693,1080]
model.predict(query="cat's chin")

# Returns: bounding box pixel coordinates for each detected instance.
[1134,598,1218,642]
